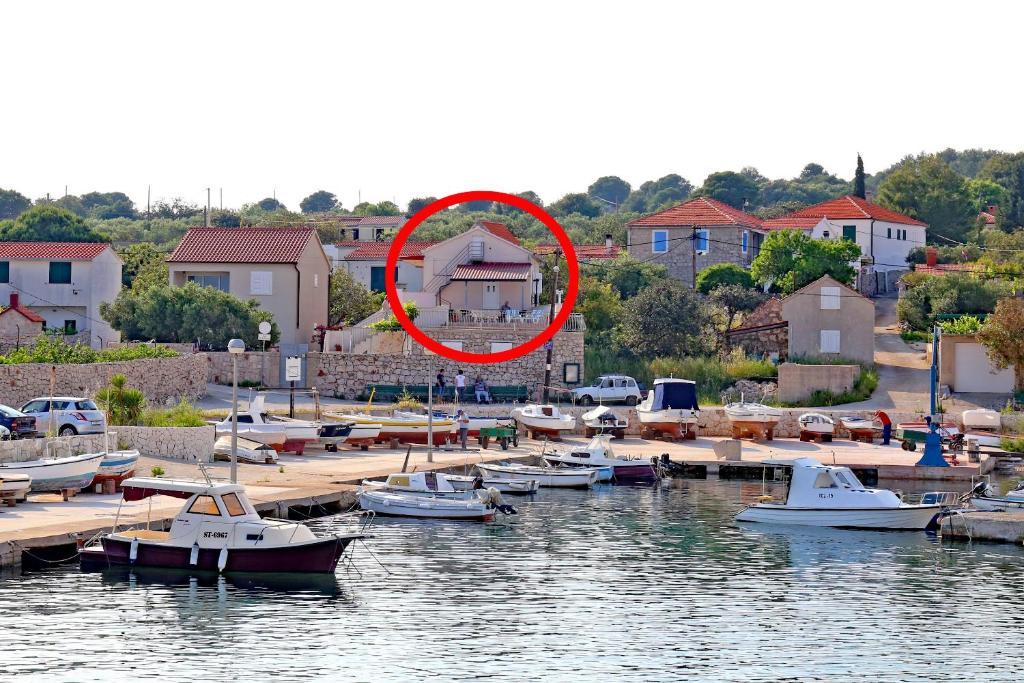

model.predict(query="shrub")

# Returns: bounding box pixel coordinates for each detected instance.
[95,374,146,426]
[900,330,930,343]
[896,273,1009,331]
[393,389,423,412]
[141,399,207,427]
[695,263,754,294]
[939,315,982,335]
[370,302,418,332]
[0,336,178,365]
[1000,437,1024,454]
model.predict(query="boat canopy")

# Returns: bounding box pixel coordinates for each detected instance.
[649,380,699,411]
[121,477,245,501]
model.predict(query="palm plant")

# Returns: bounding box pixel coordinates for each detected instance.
[96,373,146,426]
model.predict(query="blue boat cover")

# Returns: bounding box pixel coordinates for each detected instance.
[651,381,699,411]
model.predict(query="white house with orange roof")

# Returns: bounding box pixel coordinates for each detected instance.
[167,227,330,346]
[762,195,928,273]
[0,242,122,348]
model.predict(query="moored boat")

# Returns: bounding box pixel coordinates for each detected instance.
[735,457,943,530]
[215,396,319,454]
[79,477,363,573]
[357,489,498,521]
[0,451,105,492]
[968,480,1024,511]
[636,378,699,439]
[476,462,599,488]
[542,435,657,482]
[511,404,576,439]
[446,474,540,495]
[581,406,628,439]
[724,398,782,439]
[213,436,279,464]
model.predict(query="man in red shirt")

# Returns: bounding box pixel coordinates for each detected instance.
[875,410,892,445]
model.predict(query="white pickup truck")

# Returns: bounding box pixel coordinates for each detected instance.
[571,375,643,406]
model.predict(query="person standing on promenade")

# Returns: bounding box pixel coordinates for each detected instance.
[875,410,892,445]
[436,369,448,400]
[455,369,467,403]
[456,409,470,449]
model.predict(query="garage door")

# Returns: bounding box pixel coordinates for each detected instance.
[954,343,1015,393]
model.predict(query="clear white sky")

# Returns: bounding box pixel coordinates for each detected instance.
[3,0,1022,212]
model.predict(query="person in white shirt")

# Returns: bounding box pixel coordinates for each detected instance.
[455,369,467,402]
[456,409,471,449]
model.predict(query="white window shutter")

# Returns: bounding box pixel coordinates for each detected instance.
[820,329,841,354]
[820,286,840,310]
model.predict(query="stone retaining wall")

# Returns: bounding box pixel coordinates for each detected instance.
[314,330,584,400]
[208,351,281,386]
[114,426,216,463]
[0,354,208,406]
[777,363,860,403]
[0,435,108,463]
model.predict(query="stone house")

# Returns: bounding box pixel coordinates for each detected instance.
[726,275,875,365]
[167,227,330,347]
[0,292,45,350]
[0,242,122,348]
[762,195,928,294]
[627,197,766,288]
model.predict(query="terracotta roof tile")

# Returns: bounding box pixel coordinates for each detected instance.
[781,195,927,226]
[913,263,985,276]
[533,243,622,260]
[628,197,764,229]
[0,306,45,323]
[343,240,438,261]
[356,215,406,226]
[449,262,531,281]
[167,227,318,263]
[0,242,112,260]
[476,221,520,245]
[761,216,825,231]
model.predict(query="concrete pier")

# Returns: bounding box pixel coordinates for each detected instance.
[940,511,1024,544]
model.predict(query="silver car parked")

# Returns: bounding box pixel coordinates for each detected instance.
[19,396,107,437]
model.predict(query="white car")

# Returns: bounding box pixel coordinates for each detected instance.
[19,397,107,437]
[571,375,643,406]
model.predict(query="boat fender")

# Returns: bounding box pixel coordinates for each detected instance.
[129,537,139,563]
[757,495,773,503]
[217,547,228,573]
[189,542,200,566]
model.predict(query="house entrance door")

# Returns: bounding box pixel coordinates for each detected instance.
[483,282,500,309]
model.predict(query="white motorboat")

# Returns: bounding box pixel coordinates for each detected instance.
[968,480,1024,511]
[357,489,499,521]
[360,471,478,500]
[839,415,877,432]
[80,477,363,573]
[735,457,943,530]
[213,435,279,464]
[511,404,576,438]
[798,413,834,436]
[402,411,499,438]
[0,473,32,500]
[724,397,783,439]
[0,451,105,492]
[446,474,540,495]
[476,462,599,488]
[543,435,658,481]
[636,378,700,439]
[581,406,628,438]
[961,408,1000,431]
[215,396,319,454]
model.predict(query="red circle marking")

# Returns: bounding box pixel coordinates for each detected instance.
[384,191,578,363]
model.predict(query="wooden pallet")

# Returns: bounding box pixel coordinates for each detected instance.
[799,429,833,443]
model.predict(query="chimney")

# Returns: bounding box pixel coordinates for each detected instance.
[925,246,938,267]
[605,233,613,253]
[9,292,18,309]
[865,190,875,203]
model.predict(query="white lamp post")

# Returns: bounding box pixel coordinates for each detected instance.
[227,338,246,483]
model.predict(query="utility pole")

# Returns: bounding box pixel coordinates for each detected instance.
[542,250,561,404]
[220,188,223,210]
[691,226,697,289]
[427,377,434,463]
[206,188,211,226]
[146,185,151,216]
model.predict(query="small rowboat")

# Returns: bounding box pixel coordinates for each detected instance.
[91,449,140,488]
[446,474,540,495]
[798,413,834,435]
[839,416,877,432]
[0,451,105,492]
[0,473,32,501]
[357,489,497,521]
[213,436,279,464]
[476,462,599,488]
[511,404,576,438]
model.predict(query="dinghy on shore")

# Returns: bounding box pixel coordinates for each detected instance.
[0,450,104,492]
[511,404,576,438]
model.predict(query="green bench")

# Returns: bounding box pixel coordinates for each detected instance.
[362,384,405,402]
[487,385,529,403]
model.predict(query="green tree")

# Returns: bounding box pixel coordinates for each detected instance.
[0,205,106,242]
[354,201,402,216]
[329,269,385,326]
[0,188,31,219]
[979,152,1024,230]
[100,282,280,348]
[967,177,1008,213]
[149,198,202,219]
[119,243,166,288]
[574,275,623,340]
[81,191,137,219]
[854,154,866,199]
[96,374,146,426]
[896,274,1008,331]
[622,174,692,213]
[751,229,861,294]
[616,280,713,357]
[876,156,974,243]
[978,297,1024,391]
[300,191,338,213]
[210,209,241,227]
[709,283,767,333]
[549,193,602,218]
[587,176,631,208]
[695,171,759,209]
[695,262,755,294]
[256,197,286,212]
[596,254,667,299]
[407,196,438,215]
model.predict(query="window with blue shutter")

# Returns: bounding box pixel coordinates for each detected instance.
[0,261,8,284]
[48,261,72,284]
[842,225,856,242]
[652,230,668,254]
[741,230,749,254]
[695,229,709,253]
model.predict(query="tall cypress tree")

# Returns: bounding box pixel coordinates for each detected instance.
[854,154,867,199]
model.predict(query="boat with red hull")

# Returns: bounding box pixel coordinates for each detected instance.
[79,476,364,574]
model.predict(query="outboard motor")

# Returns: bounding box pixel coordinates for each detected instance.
[481,486,518,515]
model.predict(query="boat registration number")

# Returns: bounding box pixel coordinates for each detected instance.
[203,531,229,539]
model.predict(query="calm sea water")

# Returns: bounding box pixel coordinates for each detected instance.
[2,479,1023,682]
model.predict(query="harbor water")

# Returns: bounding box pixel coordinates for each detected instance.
[2,479,1023,682]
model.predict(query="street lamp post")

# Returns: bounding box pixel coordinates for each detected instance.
[542,253,561,404]
[227,338,246,483]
